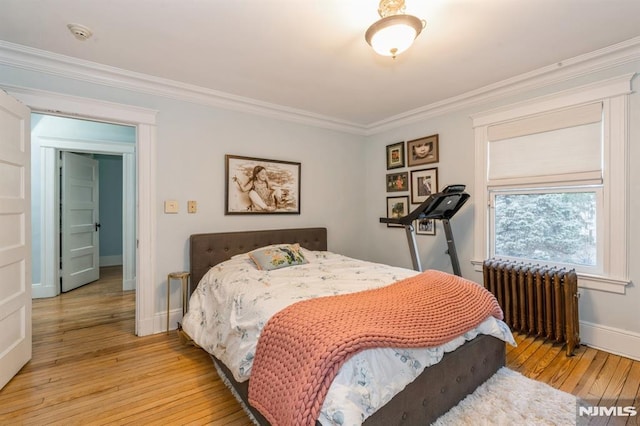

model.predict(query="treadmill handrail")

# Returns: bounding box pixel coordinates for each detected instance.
[379,185,470,226]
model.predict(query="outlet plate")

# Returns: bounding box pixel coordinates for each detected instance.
[187,200,197,213]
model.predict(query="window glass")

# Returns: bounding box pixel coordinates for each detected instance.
[492,190,597,267]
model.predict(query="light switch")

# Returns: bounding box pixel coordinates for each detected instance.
[164,200,179,214]
[187,200,197,213]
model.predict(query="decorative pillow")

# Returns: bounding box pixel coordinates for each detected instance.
[248,243,309,271]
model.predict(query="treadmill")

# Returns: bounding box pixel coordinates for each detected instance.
[379,184,470,275]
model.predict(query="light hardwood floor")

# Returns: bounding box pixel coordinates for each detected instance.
[1,266,638,425]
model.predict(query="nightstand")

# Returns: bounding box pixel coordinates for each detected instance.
[167,271,190,333]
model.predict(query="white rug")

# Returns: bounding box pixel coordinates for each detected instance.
[432,367,580,426]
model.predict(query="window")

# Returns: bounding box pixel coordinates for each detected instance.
[472,74,632,293]
[491,188,601,273]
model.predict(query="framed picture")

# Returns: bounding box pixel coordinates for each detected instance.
[410,167,438,204]
[225,155,301,214]
[386,142,405,169]
[415,218,436,235]
[407,134,439,166]
[385,196,409,227]
[386,172,408,192]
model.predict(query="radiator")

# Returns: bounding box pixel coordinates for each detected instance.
[482,258,580,356]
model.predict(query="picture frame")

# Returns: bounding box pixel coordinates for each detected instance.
[386,171,409,192]
[415,218,436,236]
[407,134,439,166]
[386,141,405,169]
[410,167,438,204]
[225,155,301,214]
[385,196,409,228]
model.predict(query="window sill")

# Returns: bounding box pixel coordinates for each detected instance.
[471,260,630,294]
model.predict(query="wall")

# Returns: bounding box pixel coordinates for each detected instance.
[152,103,367,316]
[152,101,367,294]
[96,154,123,266]
[362,62,640,360]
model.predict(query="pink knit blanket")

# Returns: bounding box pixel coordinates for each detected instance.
[247,270,503,426]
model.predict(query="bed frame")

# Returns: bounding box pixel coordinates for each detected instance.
[189,227,505,425]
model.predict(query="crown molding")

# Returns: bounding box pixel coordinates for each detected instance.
[365,36,640,135]
[0,41,368,135]
[1,37,639,137]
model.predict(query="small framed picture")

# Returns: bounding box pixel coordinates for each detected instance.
[407,134,439,166]
[415,218,436,235]
[386,196,409,227]
[386,142,405,169]
[386,172,408,192]
[411,167,438,204]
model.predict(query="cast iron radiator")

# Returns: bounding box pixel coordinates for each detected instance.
[482,258,580,356]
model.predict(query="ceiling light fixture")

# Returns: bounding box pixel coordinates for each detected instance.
[365,0,425,59]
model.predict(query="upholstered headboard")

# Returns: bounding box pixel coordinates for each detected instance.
[189,227,327,294]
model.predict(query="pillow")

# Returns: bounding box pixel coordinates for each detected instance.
[248,243,309,271]
[298,247,318,262]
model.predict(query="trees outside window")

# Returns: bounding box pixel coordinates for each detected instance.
[493,191,597,267]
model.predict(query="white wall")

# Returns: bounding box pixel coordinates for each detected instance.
[152,102,368,314]
[362,62,640,360]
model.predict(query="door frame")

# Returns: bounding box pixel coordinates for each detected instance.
[7,85,158,336]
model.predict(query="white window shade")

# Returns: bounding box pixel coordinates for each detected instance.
[488,103,602,186]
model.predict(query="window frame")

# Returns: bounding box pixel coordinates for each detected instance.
[471,74,632,294]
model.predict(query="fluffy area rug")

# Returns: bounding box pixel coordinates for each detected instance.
[432,367,580,426]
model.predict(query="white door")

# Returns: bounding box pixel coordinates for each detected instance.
[0,90,31,390]
[61,152,100,292]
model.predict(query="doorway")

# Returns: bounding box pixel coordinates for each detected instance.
[31,113,136,299]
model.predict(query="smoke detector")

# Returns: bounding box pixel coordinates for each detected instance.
[67,23,93,41]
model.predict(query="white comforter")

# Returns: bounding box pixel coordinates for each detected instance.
[182,249,515,425]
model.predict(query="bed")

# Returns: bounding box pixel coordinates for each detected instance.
[182,227,512,425]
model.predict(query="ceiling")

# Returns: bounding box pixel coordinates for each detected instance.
[1,0,640,128]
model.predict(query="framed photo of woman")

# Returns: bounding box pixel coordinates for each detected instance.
[410,167,438,204]
[407,134,439,166]
[225,155,301,214]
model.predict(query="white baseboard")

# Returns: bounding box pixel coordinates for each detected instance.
[31,281,57,299]
[151,309,186,335]
[580,320,640,361]
[100,255,123,267]
[136,316,155,337]
[123,278,135,291]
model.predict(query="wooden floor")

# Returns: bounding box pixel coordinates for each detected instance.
[1,266,638,425]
